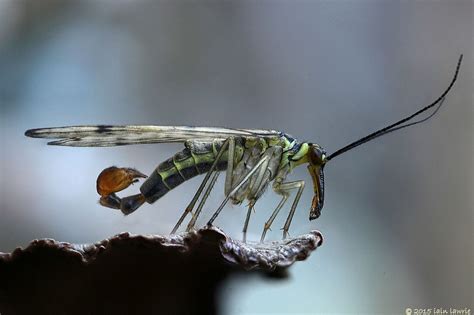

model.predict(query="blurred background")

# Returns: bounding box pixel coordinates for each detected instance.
[0,1,472,314]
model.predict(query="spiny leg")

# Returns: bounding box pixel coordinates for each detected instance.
[242,149,274,242]
[186,170,220,231]
[224,136,235,196]
[260,195,287,243]
[188,139,253,232]
[282,180,305,239]
[207,155,268,227]
[242,203,254,243]
[171,137,234,234]
[260,180,305,242]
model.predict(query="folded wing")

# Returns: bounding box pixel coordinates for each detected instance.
[25,125,281,147]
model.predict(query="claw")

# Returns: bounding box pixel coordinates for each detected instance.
[99,192,146,215]
[96,166,147,197]
[99,193,121,209]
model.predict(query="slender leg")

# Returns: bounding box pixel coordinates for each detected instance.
[242,203,254,243]
[186,170,220,231]
[248,149,273,199]
[224,137,235,196]
[260,180,305,242]
[171,138,232,234]
[207,155,268,226]
[241,149,274,242]
[260,195,288,242]
[282,181,305,239]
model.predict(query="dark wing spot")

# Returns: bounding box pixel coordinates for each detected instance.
[96,125,114,133]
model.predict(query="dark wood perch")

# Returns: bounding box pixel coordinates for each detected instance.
[0,226,322,315]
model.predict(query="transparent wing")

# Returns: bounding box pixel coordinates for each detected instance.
[25,125,281,147]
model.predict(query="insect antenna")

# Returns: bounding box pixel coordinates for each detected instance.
[325,54,463,162]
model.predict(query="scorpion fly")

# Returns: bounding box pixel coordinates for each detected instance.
[25,55,463,242]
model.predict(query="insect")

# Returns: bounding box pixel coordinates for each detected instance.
[25,55,462,242]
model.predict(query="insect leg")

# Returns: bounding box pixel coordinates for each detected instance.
[260,195,287,242]
[282,180,305,239]
[186,170,220,231]
[188,136,245,231]
[242,203,254,243]
[260,180,305,242]
[242,148,275,242]
[171,137,233,234]
[207,155,268,227]
[224,136,235,196]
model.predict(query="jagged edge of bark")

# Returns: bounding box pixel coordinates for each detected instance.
[0,226,323,271]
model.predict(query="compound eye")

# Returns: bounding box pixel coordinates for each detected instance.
[320,149,327,161]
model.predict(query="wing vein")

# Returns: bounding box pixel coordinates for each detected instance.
[25,125,281,147]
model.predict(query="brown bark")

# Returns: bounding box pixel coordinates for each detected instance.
[0,226,322,315]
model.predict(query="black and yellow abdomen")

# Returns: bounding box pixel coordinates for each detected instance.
[140,139,244,203]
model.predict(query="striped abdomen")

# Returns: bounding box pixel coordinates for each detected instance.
[140,140,243,203]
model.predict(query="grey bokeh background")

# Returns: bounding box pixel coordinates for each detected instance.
[0,1,472,314]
